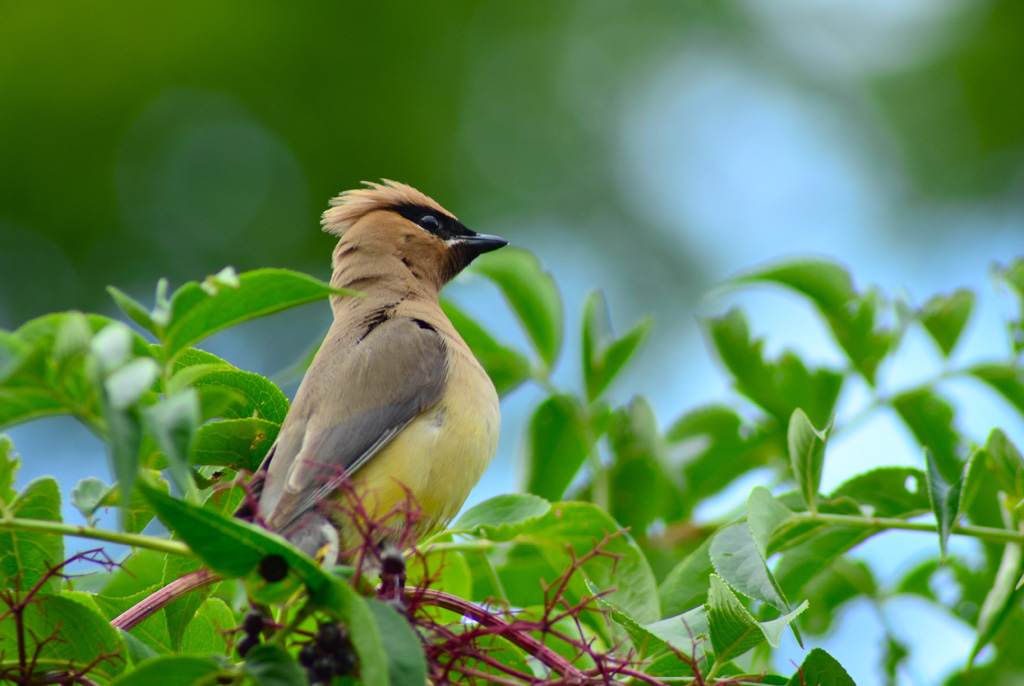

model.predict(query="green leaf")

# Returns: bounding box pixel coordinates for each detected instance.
[109,656,221,686]
[707,575,806,663]
[985,428,1024,501]
[90,321,137,373]
[597,317,653,393]
[96,548,167,598]
[734,258,856,310]
[138,482,348,609]
[365,599,428,686]
[785,648,856,686]
[0,477,64,594]
[595,581,707,669]
[71,476,116,525]
[607,396,682,532]
[441,299,531,396]
[189,367,290,425]
[732,258,892,384]
[666,405,783,516]
[706,575,763,661]
[104,404,144,506]
[788,408,831,515]
[17,313,151,356]
[466,634,534,682]
[180,597,234,655]
[706,308,843,427]
[159,555,207,651]
[105,357,160,410]
[998,258,1024,354]
[830,467,931,518]
[109,474,167,535]
[53,311,93,361]
[971,539,1023,665]
[140,481,279,578]
[470,247,563,369]
[406,549,471,623]
[959,449,986,521]
[919,289,974,356]
[746,487,795,559]
[892,389,963,483]
[0,331,31,386]
[161,348,286,424]
[970,363,1024,422]
[659,538,715,617]
[94,586,174,655]
[2,314,153,430]
[709,522,794,621]
[924,448,962,562]
[1000,257,1024,296]
[242,644,307,686]
[0,593,126,681]
[581,290,653,401]
[163,268,343,359]
[0,434,21,503]
[451,493,551,537]
[190,417,279,471]
[119,629,159,665]
[644,607,710,665]
[473,500,659,626]
[144,389,201,496]
[108,285,162,339]
[525,394,589,501]
[0,384,67,429]
[760,600,808,647]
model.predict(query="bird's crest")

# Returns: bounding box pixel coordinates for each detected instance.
[321,180,455,237]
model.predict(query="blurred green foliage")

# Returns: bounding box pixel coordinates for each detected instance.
[3,0,1022,328]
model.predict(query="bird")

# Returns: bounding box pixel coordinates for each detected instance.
[242,180,507,564]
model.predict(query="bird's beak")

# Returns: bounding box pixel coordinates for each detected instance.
[455,233,508,257]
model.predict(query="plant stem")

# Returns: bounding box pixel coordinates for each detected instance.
[268,602,312,646]
[0,517,193,557]
[795,512,1024,545]
[110,569,219,630]
[419,539,496,554]
[412,587,585,680]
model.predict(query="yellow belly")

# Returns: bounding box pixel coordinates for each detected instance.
[330,357,500,551]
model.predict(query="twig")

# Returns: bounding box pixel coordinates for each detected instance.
[411,586,586,681]
[110,569,220,631]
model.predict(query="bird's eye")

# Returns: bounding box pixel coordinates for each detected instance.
[418,214,441,231]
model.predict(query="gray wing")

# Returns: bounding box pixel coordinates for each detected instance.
[258,317,447,535]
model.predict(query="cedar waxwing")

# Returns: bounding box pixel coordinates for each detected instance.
[247,180,506,563]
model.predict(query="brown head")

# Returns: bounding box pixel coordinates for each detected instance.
[322,180,506,295]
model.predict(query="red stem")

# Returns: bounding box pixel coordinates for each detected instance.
[110,569,219,631]
[409,587,587,681]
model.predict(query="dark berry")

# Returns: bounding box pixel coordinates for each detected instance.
[258,554,288,582]
[316,622,344,651]
[242,612,264,636]
[298,643,318,668]
[236,634,260,658]
[330,650,357,676]
[380,548,405,575]
[311,656,334,683]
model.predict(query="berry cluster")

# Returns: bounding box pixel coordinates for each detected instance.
[236,612,265,658]
[299,622,357,685]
